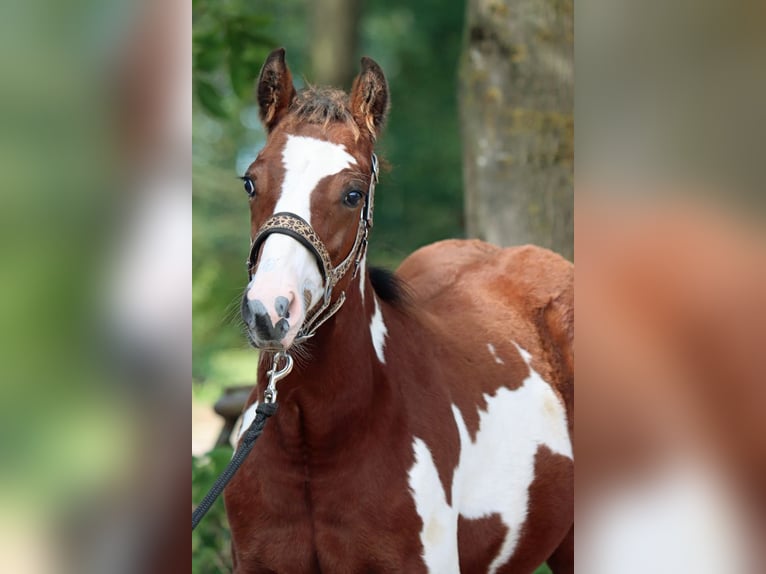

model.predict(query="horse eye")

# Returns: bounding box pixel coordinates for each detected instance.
[343,190,363,208]
[242,177,256,198]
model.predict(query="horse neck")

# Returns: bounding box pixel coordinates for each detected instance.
[259,267,388,445]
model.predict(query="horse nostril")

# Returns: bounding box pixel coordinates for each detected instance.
[275,295,291,319]
[252,309,275,340]
[245,297,291,342]
[250,299,269,317]
[274,318,289,339]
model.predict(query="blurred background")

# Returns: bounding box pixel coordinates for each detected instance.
[576,0,766,571]
[1,0,190,572]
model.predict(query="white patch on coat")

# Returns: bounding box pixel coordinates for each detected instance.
[487,343,504,364]
[407,344,572,573]
[409,439,461,573]
[236,401,259,444]
[369,296,388,363]
[511,341,532,364]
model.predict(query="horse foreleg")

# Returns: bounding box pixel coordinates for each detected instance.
[545,524,573,574]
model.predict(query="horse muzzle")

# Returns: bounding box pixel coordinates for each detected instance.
[241,287,305,350]
[241,233,317,350]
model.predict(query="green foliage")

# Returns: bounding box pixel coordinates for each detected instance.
[362,0,467,261]
[193,0,276,118]
[192,447,235,574]
[192,162,254,381]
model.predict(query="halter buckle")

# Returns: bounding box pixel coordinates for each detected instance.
[371,153,379,184]
[363,153,378,229]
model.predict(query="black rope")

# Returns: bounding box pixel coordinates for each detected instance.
[192,402,278,531]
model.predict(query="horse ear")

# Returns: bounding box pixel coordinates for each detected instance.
[350,57,389,140]
[257,48,296,132]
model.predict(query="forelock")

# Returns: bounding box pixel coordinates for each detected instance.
[289,86,361,140]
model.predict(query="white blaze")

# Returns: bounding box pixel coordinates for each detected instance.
[276,135,356,222]
[407,343,573,573]
[247,136,357,334]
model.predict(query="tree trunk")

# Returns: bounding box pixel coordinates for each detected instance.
[459,0,573,260]
[310,0,361,88]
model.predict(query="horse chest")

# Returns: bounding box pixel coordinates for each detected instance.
[226,421,427,573]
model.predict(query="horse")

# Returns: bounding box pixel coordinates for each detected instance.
[224,48,574,574]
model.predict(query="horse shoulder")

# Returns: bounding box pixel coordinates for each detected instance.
[397,239,501,303]
[398,240,573,411]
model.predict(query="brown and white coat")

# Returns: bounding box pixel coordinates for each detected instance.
[224,49,574,574]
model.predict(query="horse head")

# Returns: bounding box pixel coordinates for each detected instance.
[240,48,388,351]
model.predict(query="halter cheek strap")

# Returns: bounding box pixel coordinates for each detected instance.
[246,154,379,342]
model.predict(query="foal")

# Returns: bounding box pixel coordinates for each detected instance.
[225,48,574,574]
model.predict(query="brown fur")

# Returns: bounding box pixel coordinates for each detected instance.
[226,50,574,573]
[349,57,389,140]
[458,514,507,572]
[257,48,297,131]
[227,242,574,573]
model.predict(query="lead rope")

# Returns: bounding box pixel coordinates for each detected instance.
[192,353,293,531]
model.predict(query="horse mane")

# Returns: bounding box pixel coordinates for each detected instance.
[290,86,361,140]
[369,267,411,307]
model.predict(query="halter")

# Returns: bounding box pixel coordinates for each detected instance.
[246,154,379,343]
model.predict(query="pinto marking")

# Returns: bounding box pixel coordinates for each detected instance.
[408,344,573,573]
[410,439,461,572]
[369,296,388,363]
[512,341,532,364]
[487,343,504,365]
